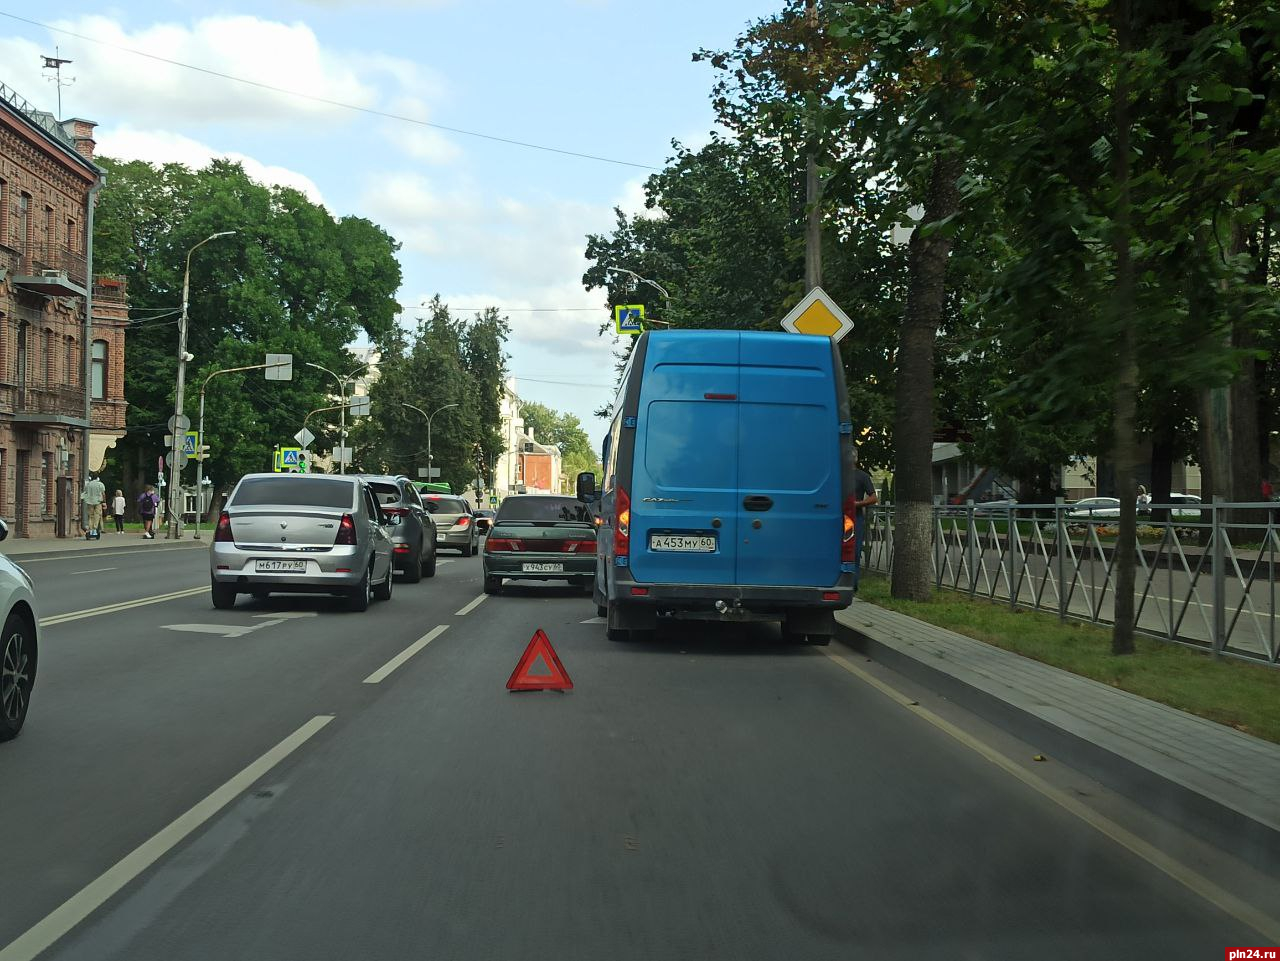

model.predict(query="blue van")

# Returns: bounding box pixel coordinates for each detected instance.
[576,329,857,643]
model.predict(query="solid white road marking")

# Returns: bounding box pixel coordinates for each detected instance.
[162,618,287,638]
[70,567,117,575]
[12,544,202,564]
[363,625,449,684]
[820,649,1280,943]
[41,586,207,627]
[0,715,335,961]
[251,611,317,619]
[435,558,455,566]
[580,616,605,624]
[455,594,487,617]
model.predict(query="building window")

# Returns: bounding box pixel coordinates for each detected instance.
[66,218,76,253]
[44,329,53,387]
[16,323,26,394]
[17,193,30,255]
[65,336,74,386]
[91,339,107,400]
[44,206,53,252]
[40,452,50,515]
[0,180,6,244]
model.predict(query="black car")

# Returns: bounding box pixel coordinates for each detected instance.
[482,496,597,595]
[474,509,496,534]
[360,474,438,581]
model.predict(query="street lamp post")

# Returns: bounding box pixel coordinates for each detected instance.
[167,230,235,539]
[192,357,290,539]
[604,266,672,328]
[402,402,459,482]
[306,361,369,475]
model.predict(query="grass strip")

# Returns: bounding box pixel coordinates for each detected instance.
[857,573,1280,744]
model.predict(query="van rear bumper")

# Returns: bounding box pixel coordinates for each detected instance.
[611,573,854,612]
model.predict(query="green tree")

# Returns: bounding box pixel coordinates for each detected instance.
[93,157,403,505]
[519,401,601,480]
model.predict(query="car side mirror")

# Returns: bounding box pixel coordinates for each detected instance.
[576,471,597,503]
[0,518,8,542]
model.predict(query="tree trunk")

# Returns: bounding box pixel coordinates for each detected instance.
[1228,221,1264,520]
[1148,412,1175,524]
[1110,0,1137,656]
[890,150,962,602]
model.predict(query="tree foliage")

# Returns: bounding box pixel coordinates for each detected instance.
[93,157,403,498]
[354,298,510,494]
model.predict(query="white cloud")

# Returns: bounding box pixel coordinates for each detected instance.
[0,15,442,132]
[96,127,326,205]
[380,96,461,165]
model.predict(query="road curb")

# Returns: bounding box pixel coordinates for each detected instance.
[835,621,1280,875]
[3,541,206,564]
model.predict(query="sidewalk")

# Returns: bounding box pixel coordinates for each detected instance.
[835,599,1280,871]
[0,531,206,559]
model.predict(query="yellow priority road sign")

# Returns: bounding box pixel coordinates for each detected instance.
[779,286,854,342]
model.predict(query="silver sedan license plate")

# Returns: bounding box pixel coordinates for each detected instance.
[256,559,306,573]
[523,562,563,573]
[650,534,716,552]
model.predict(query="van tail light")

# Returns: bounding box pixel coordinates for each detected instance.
[455,515,471,528]
[614,486,630,562]
[336,514,358,546]
[485,537,523,552]
[842,497,857,563]
[214,512,234,543]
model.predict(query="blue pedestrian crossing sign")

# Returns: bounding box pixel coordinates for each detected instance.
[614,304,644,336]
[182,431,199,459]
[280,447,302,468]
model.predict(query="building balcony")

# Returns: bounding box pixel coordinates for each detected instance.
[93,274,127,304]
[13,243,88,297]
[14,385,89,428]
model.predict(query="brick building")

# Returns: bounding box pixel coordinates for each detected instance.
[0,81,126,537]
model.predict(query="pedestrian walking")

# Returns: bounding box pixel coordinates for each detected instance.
[80,473,106,539]
[137,485,159,539]
[850,448,878,594]
[112,489,126,533]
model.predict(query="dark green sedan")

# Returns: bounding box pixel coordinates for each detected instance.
[482,495,597,595]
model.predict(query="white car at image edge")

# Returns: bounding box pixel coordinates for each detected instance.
[0,519,39,741]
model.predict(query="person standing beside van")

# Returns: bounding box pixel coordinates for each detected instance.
[850,448,877,592]
[112,489,126,533]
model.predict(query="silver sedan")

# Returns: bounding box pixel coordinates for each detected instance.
[210,474,396,612]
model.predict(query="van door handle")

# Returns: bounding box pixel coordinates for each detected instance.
[743,495,774,512]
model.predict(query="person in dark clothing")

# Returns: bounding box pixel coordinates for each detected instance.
[850,448,878,592]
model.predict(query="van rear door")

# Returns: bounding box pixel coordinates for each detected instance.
[735,333,842,587]
[629,332,740,586]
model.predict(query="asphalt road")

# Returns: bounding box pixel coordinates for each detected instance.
[1,540,1271,960]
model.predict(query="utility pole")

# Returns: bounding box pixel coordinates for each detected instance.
[307,362,369,475]
[167,231,234,539]
[803,0,822,292]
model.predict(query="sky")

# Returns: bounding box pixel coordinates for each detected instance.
[0,0,782,449]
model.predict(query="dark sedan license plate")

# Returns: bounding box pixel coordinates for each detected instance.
[650,534,716,552]
[256,559,306,573]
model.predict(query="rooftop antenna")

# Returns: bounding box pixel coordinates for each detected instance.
[41,47,74,120]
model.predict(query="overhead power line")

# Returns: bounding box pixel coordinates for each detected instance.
[0,12,659,171]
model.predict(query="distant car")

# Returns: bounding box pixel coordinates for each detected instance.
[482,495,598,595]
[971,498,1019,514]
[211,474,397,612]
[474,509,496,534]
[1067,497,1120,519]
[0,519,38,742]
[1168,493,1203,519]
[361,474,437,581]
[424,494,479,556]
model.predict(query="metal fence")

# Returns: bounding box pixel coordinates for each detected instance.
[863,500,1280,665]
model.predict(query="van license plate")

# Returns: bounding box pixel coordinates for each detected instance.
[650,535,716,552]
[256,559,306,573]
[523,563,563,573]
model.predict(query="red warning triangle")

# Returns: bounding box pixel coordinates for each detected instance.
[507,629,573,691]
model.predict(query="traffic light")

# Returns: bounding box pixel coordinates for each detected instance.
[297,451,310,474]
